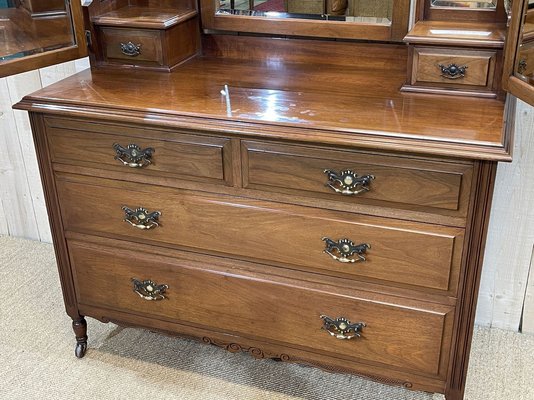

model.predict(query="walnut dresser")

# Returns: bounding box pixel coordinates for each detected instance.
[7,1,534,400]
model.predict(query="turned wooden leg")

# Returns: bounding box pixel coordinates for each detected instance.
[72,317,88,358]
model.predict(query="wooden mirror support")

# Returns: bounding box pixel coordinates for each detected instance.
[0,0,87,77]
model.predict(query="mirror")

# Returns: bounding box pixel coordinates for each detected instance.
[430,0,497,9]
[0,0,86,77]
[503,0,534,107]
[0,0,75,62]
[514,0,534,84]
[202,0,411,41]
[216,0,393,24]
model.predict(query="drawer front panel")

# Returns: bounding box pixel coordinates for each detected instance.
[57,176,463,293]
[243,141,472,217]
[46,118,232,185]
[69,240,454,377]
[101,27,163,65]
[412,47,496,88]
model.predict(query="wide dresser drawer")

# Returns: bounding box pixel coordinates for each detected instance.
[68,239,454,378]
[46,117,234,186]
[242,141,473,219]
[56,174,464,294]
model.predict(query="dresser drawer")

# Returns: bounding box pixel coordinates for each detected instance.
[57,175,463,294]
[46,118,233,186]
[69,239,454,377]
[410,47,497,90]
[242,141,472,218]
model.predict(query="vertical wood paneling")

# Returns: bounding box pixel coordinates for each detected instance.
[0,72,42,240]
[0,59,89,242]
[522,250,534,333]
[0,179,8,235]
[7,71,52,242]
[476,100,534,331]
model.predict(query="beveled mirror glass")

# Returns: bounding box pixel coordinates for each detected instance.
[216,0,393,25]
[202,0,410,42]
[430,0,497,9]
[0,0,75,62]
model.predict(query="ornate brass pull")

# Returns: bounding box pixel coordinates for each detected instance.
[518,59,527,75]
[113,143,154,168]
[438,63,468,80]
[120,42,141,57]
[324,169,374,195]
[132,278,168,301]
[320,315,366,340]
[322,237,370,263]
[122,206,161,230]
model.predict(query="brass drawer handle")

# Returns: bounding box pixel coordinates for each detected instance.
[322,237,370,263]
[120,42,141,57]
[132,278,168,301]
[518,59,527,75]
[113,143,154,168]
[324,169,374,195]
[122,206,161,230]
[438,63,468,80]
[320,315,366,340]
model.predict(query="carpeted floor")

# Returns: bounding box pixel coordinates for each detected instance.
[0,235,532,400]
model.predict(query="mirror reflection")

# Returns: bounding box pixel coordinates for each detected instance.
[0,0,75,62]
[515,0,534,84]
[430,0,497,9]
[217,0,393,25]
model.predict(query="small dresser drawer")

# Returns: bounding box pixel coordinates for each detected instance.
[96,16,199,70]
[46,117,233,186]
[410,47,498,91]
[242,141,472,218]
[57,175,463,294]
[101,27,163,66]
[69,239,454,377]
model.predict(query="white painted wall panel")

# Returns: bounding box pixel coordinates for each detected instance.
[0,73,41,240]
[0,59,89,242]
[6,72,51,242]
[521,252,534,333]
[476,100,534,331]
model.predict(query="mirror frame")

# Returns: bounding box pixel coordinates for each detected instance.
[417,0,507,22]
[200,0,411,42]
[0,0,87,78]
[503,0,534,105]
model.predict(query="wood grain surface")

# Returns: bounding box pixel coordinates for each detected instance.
[14,38,511,161]
[412,48,495,88]
[69,238,454,377]
[46,117,233,185]
[55,173,464,294]
[242,140,473,217]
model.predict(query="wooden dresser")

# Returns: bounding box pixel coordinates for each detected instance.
[7,1,534,400]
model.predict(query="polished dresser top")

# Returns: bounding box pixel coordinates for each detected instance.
[16,37,511,161]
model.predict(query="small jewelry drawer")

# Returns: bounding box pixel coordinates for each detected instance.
[69,239,454,378]
[405,46,500,96]
[96,15,199,70]
[100,27,163,66]
[45,117,234,186]
[56,174,464,295]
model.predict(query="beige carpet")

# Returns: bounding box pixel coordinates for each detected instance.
[0,236,532,400]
